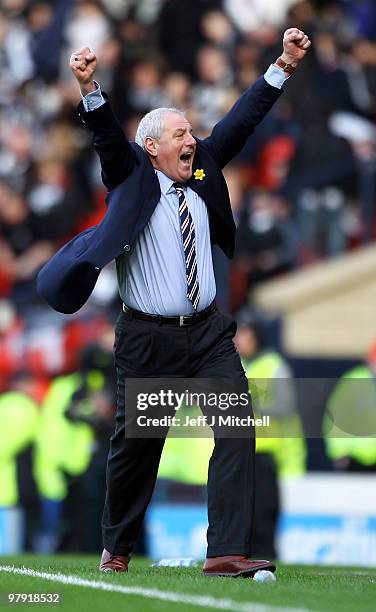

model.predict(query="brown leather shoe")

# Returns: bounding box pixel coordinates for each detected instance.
[99,549,129,572]
[203,555,276,578]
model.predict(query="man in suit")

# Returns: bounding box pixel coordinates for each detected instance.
[37,28,310,576]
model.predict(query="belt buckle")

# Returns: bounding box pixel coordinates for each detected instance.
[179,315,188,326]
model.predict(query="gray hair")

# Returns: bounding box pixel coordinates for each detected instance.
[135,107,186,151]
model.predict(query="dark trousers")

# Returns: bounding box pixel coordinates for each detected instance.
[102,306,255,557]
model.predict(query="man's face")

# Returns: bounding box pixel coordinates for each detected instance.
[147,113,197,182]
[234,326,258,360]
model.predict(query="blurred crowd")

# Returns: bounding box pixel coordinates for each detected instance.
[1,0,376,555]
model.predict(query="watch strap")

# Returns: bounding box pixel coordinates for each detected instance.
[274,57,297,75]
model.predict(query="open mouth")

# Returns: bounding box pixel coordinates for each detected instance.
[180,152,193,163]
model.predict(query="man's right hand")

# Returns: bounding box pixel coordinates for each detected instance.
[70,47,97,96]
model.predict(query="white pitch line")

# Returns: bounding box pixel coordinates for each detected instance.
[0,565,312,612]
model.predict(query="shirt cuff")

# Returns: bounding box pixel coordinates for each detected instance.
[81,81,105,111]
[264,64,290,90]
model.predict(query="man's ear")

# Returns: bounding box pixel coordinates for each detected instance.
[144,137,157,157]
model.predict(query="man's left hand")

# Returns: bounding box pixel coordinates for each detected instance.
[281,28,311,67]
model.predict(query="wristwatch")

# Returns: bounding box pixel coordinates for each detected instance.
[274,57,297,75]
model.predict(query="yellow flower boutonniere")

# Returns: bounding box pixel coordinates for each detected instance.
[194,168,206,181]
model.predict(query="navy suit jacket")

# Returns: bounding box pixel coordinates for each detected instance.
[37,76,282,313]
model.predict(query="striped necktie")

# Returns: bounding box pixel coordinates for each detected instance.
[173,182,200,310]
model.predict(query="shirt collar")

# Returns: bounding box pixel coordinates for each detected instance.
[156,170,186,195]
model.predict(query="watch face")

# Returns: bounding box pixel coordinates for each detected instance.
[276,58,294,74]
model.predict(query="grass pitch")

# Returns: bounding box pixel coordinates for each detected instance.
[0,555,375,612]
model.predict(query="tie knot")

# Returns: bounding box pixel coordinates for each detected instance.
[173,182,185,193]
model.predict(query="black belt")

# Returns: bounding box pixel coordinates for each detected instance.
[122,301,217,326]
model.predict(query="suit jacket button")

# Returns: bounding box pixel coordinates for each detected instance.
[123,244,131,252]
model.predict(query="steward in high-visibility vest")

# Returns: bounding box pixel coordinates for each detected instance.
[0,391,38,507]
[33,373,94,503]
[234,313,306,558]
[244,351,306,478]
[234,311,306,478]
[158,435,214,486]
[33,359,117,552]
[325,364,376,470]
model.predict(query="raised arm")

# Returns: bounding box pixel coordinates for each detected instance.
[70,47,136,190]
[203,28,311,169]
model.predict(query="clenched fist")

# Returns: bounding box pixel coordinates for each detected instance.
[70,47,97,96]
[281,28,311,67]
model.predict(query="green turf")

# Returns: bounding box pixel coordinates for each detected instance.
[0,555,375,612]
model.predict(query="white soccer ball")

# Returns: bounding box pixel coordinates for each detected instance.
[253,570,277,582]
